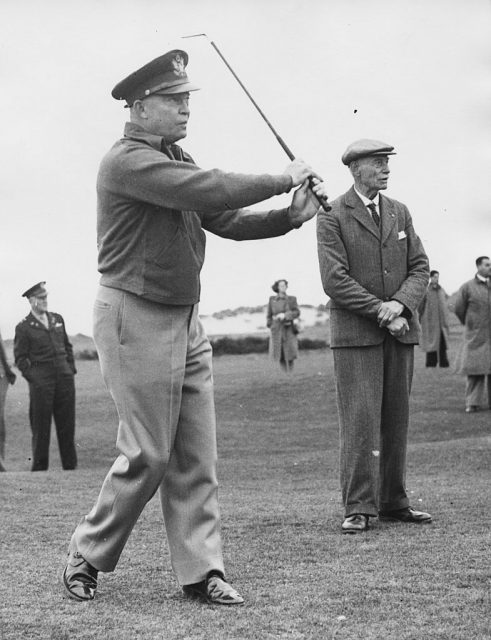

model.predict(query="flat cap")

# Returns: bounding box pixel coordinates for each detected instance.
[342,139,396,166]
[111,49,200,106]
[22,281,47,298]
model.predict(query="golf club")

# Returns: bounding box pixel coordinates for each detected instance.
[182,33,330,212]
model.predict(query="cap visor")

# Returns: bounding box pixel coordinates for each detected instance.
[154,81,200,95]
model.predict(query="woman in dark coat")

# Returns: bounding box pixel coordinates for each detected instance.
[266,279,300,371]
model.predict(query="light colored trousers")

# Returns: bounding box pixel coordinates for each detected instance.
[465,374,491,409]
[72,286,224,585]
[332,336,414,517]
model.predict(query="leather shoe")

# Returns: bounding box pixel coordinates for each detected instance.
[63,547,98,601]
[183,571,244,605]
[465,406,479,413]
[379,507,432,523]
[341,514,369,534]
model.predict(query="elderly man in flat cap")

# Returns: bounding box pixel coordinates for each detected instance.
[317,139,431,534]
[14,282,77,471]
[62,49,327,605]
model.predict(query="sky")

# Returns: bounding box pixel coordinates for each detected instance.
[1,0,490,337]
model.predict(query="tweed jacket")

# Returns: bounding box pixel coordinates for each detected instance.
[317,186,429,347]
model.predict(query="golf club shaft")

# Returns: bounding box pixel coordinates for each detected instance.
[183,34,330,211]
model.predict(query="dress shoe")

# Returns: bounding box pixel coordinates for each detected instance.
[379,507,432,524]
[63,548,98,601]
[465,406,479,413]
[182,571,244,605]
[341,514,369,534]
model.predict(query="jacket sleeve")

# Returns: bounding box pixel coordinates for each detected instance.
[453,284,468,325]
[266,298,273,328]
[14,324,32,379]
[202,207,294,240]
[60,316,76,373]
[389,208,430,316]
[104,146,293,213]
[418,291,428,317]
[0,334,12,373]
[285,296,300,321]
[316,210,382,319]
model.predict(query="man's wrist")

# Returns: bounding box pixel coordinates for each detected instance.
[287,207,303,229]
[391,299,411,319]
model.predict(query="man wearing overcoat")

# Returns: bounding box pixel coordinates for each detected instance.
[317,139,432,534]
[453,256,491,412]
[419,270,450,367]
[14,282,77,471]
[62,49,327,605]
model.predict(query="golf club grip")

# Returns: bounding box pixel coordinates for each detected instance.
[309,177,331,212]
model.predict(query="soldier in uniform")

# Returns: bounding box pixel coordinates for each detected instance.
[14,282,77,471]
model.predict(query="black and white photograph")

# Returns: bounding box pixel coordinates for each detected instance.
[1,1,490,638]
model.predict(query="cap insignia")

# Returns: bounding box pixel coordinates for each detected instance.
[172,54,186,77]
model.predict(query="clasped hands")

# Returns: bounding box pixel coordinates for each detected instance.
[283,159,328,226]
[377,300,409,337]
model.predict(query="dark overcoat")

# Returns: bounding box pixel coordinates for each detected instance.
[453,277,491,375]
[266,295,299,362]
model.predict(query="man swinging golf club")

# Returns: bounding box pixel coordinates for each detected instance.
[62,48,327,605]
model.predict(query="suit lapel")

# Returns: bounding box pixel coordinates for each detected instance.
[345,187,379,239]
[380,195,397,244]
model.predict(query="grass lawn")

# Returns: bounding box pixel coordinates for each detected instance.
[0,328,490,639]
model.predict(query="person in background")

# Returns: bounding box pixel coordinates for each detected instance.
[453,256,491,413]
[419,270,450,367]
[266,279,300,372]
[62,49,327,606]
[317,138,432,535]
[14,282,77,471]
[0,329,16,471]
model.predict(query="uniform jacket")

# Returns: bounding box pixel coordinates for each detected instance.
[266,295,300,361]
[419,284,450,352]
[317,186,429,347]
[97,123,297,306]
[453,277,491,375]
[14,312,76,381]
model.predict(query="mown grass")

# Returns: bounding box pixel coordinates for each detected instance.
[0,328,490,639]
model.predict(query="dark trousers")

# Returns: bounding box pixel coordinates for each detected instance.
[28,363,76,471]
[333,336,414,517]
[425,332,449,367]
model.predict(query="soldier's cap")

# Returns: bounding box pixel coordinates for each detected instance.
[111,49,200,107]
[342,139,396,166]
[22,282,47,298]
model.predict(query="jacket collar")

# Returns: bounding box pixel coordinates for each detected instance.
[27,311,52,329]
[124,122,189,161]
[345,185,397,242]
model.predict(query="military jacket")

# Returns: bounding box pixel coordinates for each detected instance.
[14,312,76,380]
[97,123,295,306]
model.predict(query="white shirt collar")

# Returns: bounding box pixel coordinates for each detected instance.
[476,273,489,283]
[354,186,380,209]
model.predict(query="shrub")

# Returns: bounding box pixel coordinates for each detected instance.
[76,349,99,361]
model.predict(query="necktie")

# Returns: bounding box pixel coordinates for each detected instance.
[367,202,380,227]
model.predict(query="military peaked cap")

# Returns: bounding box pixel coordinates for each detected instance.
[22,281,47,298]
[111,49,200,106]
[342,139,396,165]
